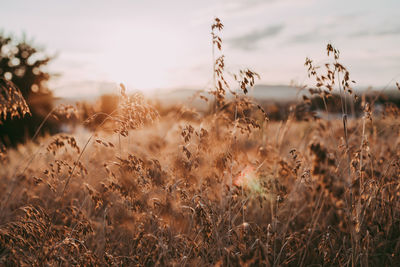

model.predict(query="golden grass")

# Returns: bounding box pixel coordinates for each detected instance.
[0,18,399,266]
[0,78,30,123]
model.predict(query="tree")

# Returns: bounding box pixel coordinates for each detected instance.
[0,33,57,146]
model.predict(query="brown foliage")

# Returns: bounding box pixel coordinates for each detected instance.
[0,18,400,266]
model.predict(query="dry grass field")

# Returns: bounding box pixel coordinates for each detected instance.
[1,18,400,266]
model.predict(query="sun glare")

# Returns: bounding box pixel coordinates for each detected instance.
[102,22,184,91]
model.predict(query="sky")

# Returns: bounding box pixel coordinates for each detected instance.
[1,0,399,98]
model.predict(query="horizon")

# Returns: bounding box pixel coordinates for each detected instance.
[1,0,400,98]
[54,82,399,102]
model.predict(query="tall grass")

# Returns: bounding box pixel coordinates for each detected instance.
[0,18,400,266]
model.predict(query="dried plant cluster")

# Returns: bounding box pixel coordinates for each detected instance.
[0,78,31,161]
[0,78,30,123]
[1,18,400,266]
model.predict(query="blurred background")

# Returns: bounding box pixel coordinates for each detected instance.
[1,0,400,97]
[0,0,399,145]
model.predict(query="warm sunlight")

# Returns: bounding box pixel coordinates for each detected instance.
[102,22,185,91]
[1,1,399,265]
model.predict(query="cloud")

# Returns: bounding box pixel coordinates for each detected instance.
[285,13,360,44]
[289,29,321,44]
[352,26,400,37]
[223,0,275,11]
[228,24,284,50]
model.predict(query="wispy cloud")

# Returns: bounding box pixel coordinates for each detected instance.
[223,0,275,11]
[289,29,321,44]
[228,24,284,50]
[352,25,400,37]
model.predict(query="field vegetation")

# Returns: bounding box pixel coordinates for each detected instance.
[0,18,399,266]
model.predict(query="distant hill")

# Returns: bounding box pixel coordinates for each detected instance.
[247,85,301,101]
[152,85,301,104]
[55,82,399,109]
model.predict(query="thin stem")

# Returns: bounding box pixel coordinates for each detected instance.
[1,105,59,211]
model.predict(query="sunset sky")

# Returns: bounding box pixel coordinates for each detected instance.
[1,0,399,97]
